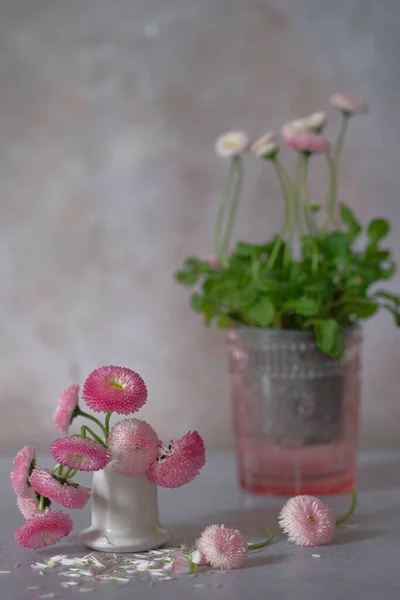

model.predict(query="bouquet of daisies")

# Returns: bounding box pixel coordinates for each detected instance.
[11,365,206,549]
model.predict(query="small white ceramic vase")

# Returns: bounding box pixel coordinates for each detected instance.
[80,463,171,552]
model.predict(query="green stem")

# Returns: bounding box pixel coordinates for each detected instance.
[77,409,107,437]
[61,467,73,480]
[321,155,338,231]
[248,527,274,551]
[221,156,243,266]
[39,495,45,513]
[51,464,63,476]
[300,153,316,235]
[294,154,304,238]
[213,158,237,263]
[334,113,349,168]
[300,154,319,272]
[104,412,112,439]
[269,158,293,267]
[81,425,107,447]
[65,469,78,480]
[336,489,357,526]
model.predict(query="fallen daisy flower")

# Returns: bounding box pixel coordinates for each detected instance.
[279,489,357,547]
[195,524,274,570]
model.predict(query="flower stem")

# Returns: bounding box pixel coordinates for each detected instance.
[294,154,304,238]
[213,157,237,263]
[104,412,112,439]
[65,469,78,480]
[336,489,357,526]
[248,527,274,551]
[39,495,45,513]
[77,409,107,437]
[321,154,338,231]
[51,464,63,477]
[300,154,319,272]
[300,153,315,235]
[334,113,349,167]
[80,425,107,447]
[61,467,73,480]
[267,158,293,269]
[221,156,243,266]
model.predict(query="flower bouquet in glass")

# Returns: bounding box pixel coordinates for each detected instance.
[176,94,399,495]
[11,366,206,551]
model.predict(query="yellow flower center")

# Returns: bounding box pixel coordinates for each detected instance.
[108,378,125,390]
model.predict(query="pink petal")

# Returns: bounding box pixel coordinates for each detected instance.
[11,447,36,496]
[53,384,80,435]
[50,437,111,472]
[14,509,73,549]
[279,495,336,547]
[83,366,147,414]
[196,524,248,570]
[108,418,158,476]
[29,468,90,509]
[329,93,369,115]
[147,431,206,489]
[17,489,41,520]
[281,128,332,154]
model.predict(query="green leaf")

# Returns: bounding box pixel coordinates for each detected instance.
[314,319,344,358]
[339,204,361,239]
[175,271,199,285]
[216,314,230,328]
[319,232,352,258]
[282,297,321,317]
[367,218,390,245]
[378,260,396,280]
[245,298,275,327]
[338,299,378,318]
[190,293,203,312]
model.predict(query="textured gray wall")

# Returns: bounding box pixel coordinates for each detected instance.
[0,0,399,451]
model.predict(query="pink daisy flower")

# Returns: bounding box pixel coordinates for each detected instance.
[279,495,336,547]
[50,437,111,472]
[29,468,91,510]
[17,489,42,520]
[108,418,159,476]
[14,509,73,549]
[329,93,369,115]
[11,446,36,496]
[83,366,148,414]
[196,524,248,570]
[282,127,332,154]
[171,553,197,575]
[146,431,206,489]
[53,384,80,435]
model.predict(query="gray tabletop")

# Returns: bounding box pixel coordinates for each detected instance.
[1,450,399,599]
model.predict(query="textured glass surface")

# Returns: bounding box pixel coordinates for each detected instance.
[226,328,362,495]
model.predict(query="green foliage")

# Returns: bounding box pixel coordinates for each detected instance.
[175,204,399,358]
